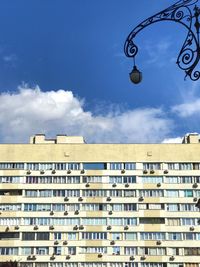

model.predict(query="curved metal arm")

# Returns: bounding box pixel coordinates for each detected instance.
[124,0,200,81]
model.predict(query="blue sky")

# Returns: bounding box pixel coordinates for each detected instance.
[0,0,199,143]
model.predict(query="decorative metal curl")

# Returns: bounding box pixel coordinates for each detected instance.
[124,0,200,81]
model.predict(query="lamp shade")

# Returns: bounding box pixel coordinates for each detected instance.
[129,65,142,84]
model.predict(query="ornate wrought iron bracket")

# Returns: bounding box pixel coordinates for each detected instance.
[124,0,200,81]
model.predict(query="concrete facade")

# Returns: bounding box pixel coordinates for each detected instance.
[0,134,200,267]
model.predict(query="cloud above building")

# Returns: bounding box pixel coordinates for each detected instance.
[0,85,173,143]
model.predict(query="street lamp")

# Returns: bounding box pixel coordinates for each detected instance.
[124,0,200,84]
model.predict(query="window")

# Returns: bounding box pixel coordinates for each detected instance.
[0,163,24,169]
[83,176,102,183]
[111,233,121,240]
[181,218,197,225]
[0,247,18,255]
[68,247,76,255]
[167,218,180,226]
[82,218,107,225]
[109,190,122,197]
[109,218,123,226]
[143,163,161,170]
[36,247,49,255]
[110,163,123,170]
[139,190,163,197]
[140,218,165,224]
[166,190,179,197]
[83,163,106,170]
[21,247,34,255]
[80,247,107,254]
[124,190,136,197]
[112,246,120,255]
[124,218,137,225]
[111,204,123,211]
[168,233,182,240]
[36,232,49,240]
[25,190,37,197]
[124,163,136,170]
[184,190,193,197]
[124,247,137,255]
[0,204,21,211]
[0,232,19,240]
[0,176,21,183]
[167,204,179,211]
[54,232,62,240]
[140,176,163,184]
[140,247,166,256]
[82,232,107,240]
[83,190,107,197]
[167,163,179,170]
[124,176,136,183]
[22,232,35,240]
[165,176,179,183]
[180,177,193,183]
[53,246,62,255]
[124,203,137,211]
[140,232,166,240]
[124,233,137,240]
[184,248,200,255]
[179,163,192,170]
[68,233,77,240]
[109,176,123,184]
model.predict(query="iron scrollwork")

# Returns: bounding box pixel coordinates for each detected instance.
[124,0,200,81]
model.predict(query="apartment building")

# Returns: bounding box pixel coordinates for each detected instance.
[0,133,200,267]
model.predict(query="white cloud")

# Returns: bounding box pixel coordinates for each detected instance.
[162,137,183,143]
[172,98,200,117]
[0,85,173,143]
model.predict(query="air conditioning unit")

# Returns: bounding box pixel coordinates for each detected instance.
[112,183,117,187]
[121,169,126,174]
[108,210,113,215]
[125,183,129,187]
[34,225,38,230]
[143,170,148,174]
[170,256,175,261]
[50,210,54,215]
[63,240,68,245]
[81,169,85,174]
[190,226,195,231]
[124,225,129,230]
[64,211,68,215]
[50,254,56,260]
[79,225,84,230]
[49,225,54,230]
[139,196,144,201]
[73,225,79,230]
[74,210,79,215]
[66,255,71,259]
[31,255,36,260]
[141,255,146,260]
[107,225,112,230]
[156,240,162,245]
[40,170,45,174]
[150,169,155,174]
[107,197,111,201]
[130,256,135,261]
[52,170,56,174]
[78,197,83,201]
[5,226,9,232]
[193,197,198,202]
[27,170,31,175]
[64,197,69,201]
[67,169,71,174]
[14,225,19,230]
[193,183,198,188]
[110,240,115,245]
[85,183,90,187]
[54,240,59,245]
[98,253,103,258]
[157,183,161,187]
[164,170,168,174]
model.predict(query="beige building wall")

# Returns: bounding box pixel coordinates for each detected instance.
[0,134,199,267]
